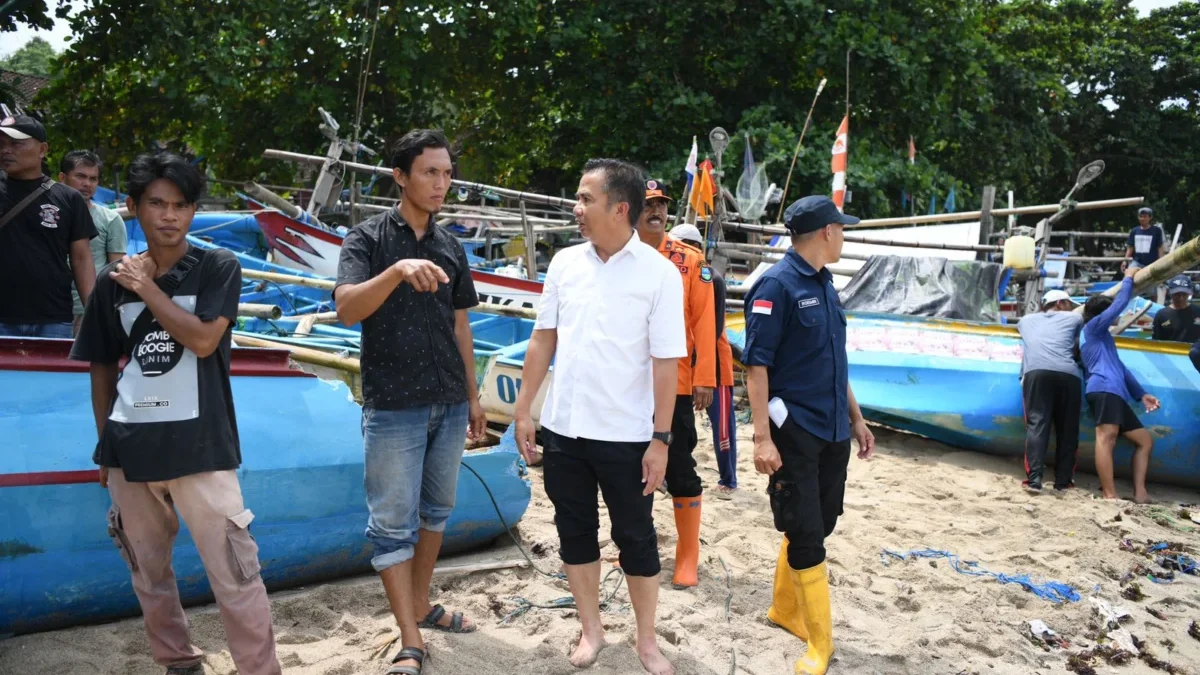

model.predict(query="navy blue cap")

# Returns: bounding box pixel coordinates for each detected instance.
[1167,274,1192,295]
[783,195,860,234]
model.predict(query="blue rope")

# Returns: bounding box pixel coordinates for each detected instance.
[880,548,1081,604]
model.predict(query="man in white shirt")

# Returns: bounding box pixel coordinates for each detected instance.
[515,158,686,675]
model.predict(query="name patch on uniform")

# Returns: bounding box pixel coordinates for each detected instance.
[752,300,774,315]
[700,266,713,283]
[799,297,820,309]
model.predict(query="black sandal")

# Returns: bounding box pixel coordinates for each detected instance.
[386,646,428,675]
[418,604,475,633]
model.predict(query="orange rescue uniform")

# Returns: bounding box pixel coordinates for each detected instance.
[656,237,716,395]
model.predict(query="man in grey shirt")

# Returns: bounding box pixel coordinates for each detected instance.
[1016,289,1084,492]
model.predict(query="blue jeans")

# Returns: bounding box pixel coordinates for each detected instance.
[0,322,73,338]
[706,386,738,488]
[362,402,469,572]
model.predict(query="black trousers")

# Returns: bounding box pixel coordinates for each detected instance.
[541,429,660,577]
[768,418,852,570]
[1022,370,1082,489]
[664,394,702,498]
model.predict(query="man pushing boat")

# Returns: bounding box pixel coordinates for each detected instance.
[515,158,686,675]
[743,195,874,675]
[334,129,488,675]
[635,179,717,588]
[1016,289,1084,492]
[1081,267,1159,503]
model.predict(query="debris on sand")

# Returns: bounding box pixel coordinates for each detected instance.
[1147,607,1169,621]
[1122,582,1146,602]
[1066,644,1134,674]
[1133,635,1189,673]
[1189,620,1200,642]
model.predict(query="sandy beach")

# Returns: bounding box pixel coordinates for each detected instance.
[3,416,1199,675]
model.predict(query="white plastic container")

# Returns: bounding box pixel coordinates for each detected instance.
[1003,235,1036,269]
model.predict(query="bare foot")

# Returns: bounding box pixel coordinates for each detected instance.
[570,631,607,668]
[1102,491,1120,500]
[637,640,674,675]
[1134,492,1152,504]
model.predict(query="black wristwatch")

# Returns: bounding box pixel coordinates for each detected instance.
[651,430,673,445]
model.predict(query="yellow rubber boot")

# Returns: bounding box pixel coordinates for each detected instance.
[671,496,702,588]
[766,536,808,640]
[791,561,833,674]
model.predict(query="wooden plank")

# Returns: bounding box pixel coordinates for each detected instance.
[977,186,996,262]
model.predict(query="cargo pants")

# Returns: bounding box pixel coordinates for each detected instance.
[106,468,281,675]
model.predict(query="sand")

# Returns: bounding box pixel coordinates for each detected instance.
[3,418,1200,675]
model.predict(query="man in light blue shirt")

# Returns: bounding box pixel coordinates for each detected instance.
[59,150,127,335]
[1016,289,1084,491]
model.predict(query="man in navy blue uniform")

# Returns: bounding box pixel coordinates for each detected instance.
[743,195,875,675]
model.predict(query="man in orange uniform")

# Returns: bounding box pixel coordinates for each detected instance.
[671,224,738,498]
[635,179,716,588]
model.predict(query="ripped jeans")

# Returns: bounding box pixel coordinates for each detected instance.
[105,468,281,675]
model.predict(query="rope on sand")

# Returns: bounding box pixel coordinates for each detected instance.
[460,460,630,623]
[500,568,626,623]
[880,548,1081,604]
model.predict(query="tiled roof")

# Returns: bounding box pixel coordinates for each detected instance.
[0,69,50,107]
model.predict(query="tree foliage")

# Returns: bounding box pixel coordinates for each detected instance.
[0,37,58,77]
[32,0,1200,232]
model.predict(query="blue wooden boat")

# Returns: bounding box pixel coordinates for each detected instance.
[0,337,532,636]
[728,311,1200,487]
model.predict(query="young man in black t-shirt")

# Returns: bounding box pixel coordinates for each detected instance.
[70,153,281,675]
[0,115,97,338]
[1152,274,1200,343]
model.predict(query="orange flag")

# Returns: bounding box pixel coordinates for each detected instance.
[690,159,715,218]
[830,115,848,211]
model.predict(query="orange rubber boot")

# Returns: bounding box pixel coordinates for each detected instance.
[671,496,702,588]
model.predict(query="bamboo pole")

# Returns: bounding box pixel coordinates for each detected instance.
[238,269,537,319]
[237,303,283,320]
[242,182,308,221]
[726,197,1145,235]
[232,333,361,373]
[262,149,578,208]
[242,268,336,290]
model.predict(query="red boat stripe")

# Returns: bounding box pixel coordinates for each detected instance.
[0,469,100,488]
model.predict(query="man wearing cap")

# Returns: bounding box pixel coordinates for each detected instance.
[1016,289,1084,492]
[635,180,715,589]
[1152,274,1200,343]
[670,223,738,498]
[743,195,874,675]
[1121,207,1166,272]
[0,115,97,338]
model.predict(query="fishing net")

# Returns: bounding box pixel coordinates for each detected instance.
[735,137,771,221]
[839,254,1005,323]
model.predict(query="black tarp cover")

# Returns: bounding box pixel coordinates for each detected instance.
[838,255,1004,323]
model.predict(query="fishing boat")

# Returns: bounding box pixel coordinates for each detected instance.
[724,312,1200,488]
[0,337,532,636]
[252,208,544,309]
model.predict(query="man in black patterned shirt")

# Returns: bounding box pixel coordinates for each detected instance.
[334,129,486,675]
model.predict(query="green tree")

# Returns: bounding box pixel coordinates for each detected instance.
[31,0,1200,231]
[1,36,58,76]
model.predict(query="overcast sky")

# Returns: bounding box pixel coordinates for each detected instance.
[0,0,1190,59]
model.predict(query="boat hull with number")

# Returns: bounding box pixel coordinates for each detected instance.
[726,311,1200,487]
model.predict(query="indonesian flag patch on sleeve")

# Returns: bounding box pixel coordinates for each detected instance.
[752,299,774,315]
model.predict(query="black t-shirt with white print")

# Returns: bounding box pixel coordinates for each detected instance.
[69,246,243,482]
